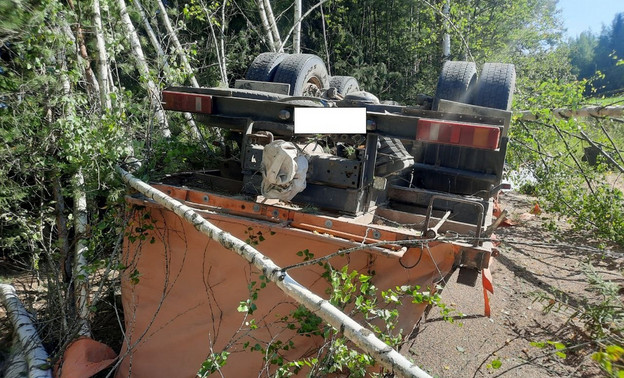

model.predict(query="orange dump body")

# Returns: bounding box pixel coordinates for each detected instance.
[116,184,492,377]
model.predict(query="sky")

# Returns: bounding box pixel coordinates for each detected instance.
[558,0,623,38]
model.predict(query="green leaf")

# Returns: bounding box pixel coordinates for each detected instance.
[490,358,502,369]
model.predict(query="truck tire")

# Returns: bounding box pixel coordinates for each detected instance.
[471,63,516,111]
[245,52,288,82]
[433,61,477,110]
[272,54,330,96]
[375,136,414,177]
[329,76,360,95]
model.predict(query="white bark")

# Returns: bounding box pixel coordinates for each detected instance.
[516,105,624,120]
[136,0,208,142]
[280,0,329,51]
[293,0,301,54]
[256,0,276,51]
[93,0,111,110]
[263,0,283,52]
[133,0,167,68]
[0,284,52,378]
[117,0,171,137]
[154,0,199,87]
[73,169,91,337]
[116,166,432,378]
[219,0,227,83]
[5,333,28,378]
[441,0,451,60]
[61,24,101,98]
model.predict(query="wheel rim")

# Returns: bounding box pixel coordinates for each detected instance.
[302,77,323,97]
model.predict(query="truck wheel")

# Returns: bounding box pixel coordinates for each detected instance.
[245,52,288,82]
[272,54,330,96]
[433,61,477,110]
[471,63,516,110]
[329,76,360,95]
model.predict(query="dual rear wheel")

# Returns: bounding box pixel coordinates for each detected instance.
[434,61,516,110]
[245,53,361,97]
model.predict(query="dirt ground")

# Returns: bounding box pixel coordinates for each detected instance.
[1,190,622,377]
[408,190,624,377]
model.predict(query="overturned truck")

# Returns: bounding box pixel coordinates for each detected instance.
[118,54,515,377]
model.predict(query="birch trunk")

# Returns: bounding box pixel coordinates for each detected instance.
[73,169,91,337]
[117,0,171,137]
[66,0,101,98]
[61,24,101,99]
[58,47,91,336]
[116,166,432,378]
[0,284,53,378]
[219,0,227,82]
[256,0,276,50]
[93,0,111,110]
[5,334,28,378]
[154,0,199,87]
[293,0,301,53]
[263,0,283,52]
[281,0,329,50]
[134,0,207,142]
[133,0,167,68]
[516,105,624,120]
[52,176,70,333]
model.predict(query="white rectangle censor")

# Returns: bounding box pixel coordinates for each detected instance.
[294,107,366,134]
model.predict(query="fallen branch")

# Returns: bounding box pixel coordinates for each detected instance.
[578,129,624,173]
[516,106,624,120]
[116,166,431,378]
[0,284,52,378]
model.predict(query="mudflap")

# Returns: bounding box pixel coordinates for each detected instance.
[456,266,479,287]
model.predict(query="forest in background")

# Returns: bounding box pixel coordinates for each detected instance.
[1,0,624,376]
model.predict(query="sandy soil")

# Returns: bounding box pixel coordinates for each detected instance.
[407,191,624,377]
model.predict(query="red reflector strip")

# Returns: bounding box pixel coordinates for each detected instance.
[162,90,213,114]
[416,119,500,150]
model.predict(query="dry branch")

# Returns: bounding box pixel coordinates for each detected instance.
[0,284,52,378]
[116,166,432,378]
[578,130,624,173]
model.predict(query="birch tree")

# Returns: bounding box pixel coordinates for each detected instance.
[154,0,199,87]
[0,284,52,378]
[256,0,276,50]
[93,0,112,110]
[117,0,171,137]
[293,0,301,53]
[263,0,283,52]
